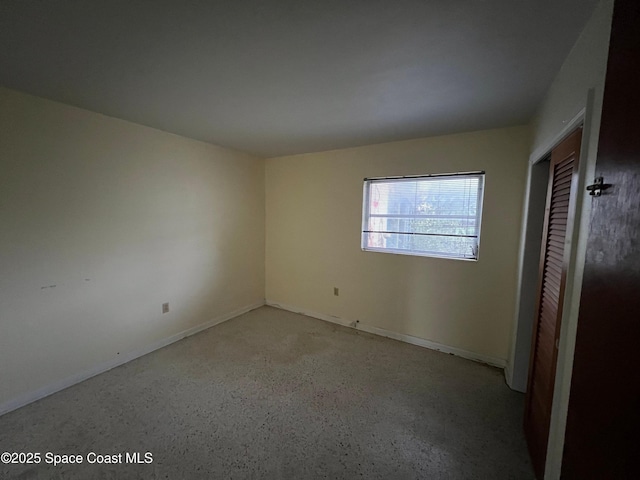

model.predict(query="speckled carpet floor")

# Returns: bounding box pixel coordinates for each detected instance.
[0,306,534,479]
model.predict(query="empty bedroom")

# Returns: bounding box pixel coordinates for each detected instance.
[2,0,638,479]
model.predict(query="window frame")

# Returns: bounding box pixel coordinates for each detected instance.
[361,171,486,261]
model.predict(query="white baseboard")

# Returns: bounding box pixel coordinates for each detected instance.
[504,361,518,391]
[0,301,265,417]
[266,300,506,369]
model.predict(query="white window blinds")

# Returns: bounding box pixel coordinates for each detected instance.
[361,172,485,260]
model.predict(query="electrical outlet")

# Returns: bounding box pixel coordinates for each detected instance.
[334,287,339,296]
[162,302,170,314]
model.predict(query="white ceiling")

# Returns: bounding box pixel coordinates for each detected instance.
[0,0,598,157]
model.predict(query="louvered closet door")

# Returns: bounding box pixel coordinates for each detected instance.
[524,128,582,479]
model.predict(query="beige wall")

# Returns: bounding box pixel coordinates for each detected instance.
[530,0,612,159]
[266,126,530,363]
[0,87,265,411]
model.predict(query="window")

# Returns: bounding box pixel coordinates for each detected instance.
[361,171,485,260]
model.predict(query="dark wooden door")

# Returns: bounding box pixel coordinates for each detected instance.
[561,0,640,477]
[524,128,582,479]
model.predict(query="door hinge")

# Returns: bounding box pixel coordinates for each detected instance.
[586,177,612,196]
